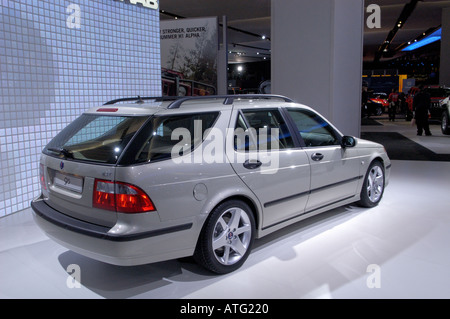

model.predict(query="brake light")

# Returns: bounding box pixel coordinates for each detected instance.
[96,108,118,112]
[39,164,47,191]
[93,179,155,213]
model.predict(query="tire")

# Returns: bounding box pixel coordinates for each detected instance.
[441,110,450,135]
[194,200,256,274]
[358,161,385,208]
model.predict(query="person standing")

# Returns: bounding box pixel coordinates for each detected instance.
[388,88,399,121]
[413,85,432,136]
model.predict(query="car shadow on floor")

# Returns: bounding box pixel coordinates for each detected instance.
[57,204,364,299]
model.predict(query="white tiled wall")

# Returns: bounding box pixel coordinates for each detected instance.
[0,0,161,217]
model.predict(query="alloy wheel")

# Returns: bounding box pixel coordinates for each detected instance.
[367,165,384,203]
[212,207,252,266]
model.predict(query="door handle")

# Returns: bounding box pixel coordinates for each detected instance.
[311,153,324,161]
[243,160,262,169]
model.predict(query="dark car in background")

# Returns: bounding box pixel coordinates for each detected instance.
[406,86,450,121]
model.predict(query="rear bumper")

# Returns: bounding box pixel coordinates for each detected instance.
[31,199,196,266]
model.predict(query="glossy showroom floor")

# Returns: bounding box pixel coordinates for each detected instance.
[1,119,450,299]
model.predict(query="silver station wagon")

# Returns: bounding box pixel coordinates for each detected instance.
[32,95,391,274]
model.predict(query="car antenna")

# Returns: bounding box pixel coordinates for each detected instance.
[136,96,145,104]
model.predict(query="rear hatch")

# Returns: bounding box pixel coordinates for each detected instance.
[40,110,152,227]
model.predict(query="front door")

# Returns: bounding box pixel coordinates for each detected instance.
[285,108,362,213]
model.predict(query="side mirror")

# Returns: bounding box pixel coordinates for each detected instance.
[341,136,356,148]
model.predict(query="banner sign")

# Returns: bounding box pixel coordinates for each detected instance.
[160,17,218,96]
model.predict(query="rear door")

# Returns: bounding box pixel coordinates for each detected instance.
[226,107,311,229]
[285,108,361,212]
[41,113,149,227]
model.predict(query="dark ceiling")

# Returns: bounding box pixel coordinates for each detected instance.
[160,0,449,64]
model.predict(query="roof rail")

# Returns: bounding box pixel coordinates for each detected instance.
[103,96,179,105]
[167,94,294,109]
[103,94,295,108]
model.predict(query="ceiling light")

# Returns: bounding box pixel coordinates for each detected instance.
[402,28,441,52]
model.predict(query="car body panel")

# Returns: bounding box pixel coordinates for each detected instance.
[303,145,362,211]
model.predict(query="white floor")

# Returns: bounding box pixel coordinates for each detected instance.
[1,159,449,299]
[1,121,450,299]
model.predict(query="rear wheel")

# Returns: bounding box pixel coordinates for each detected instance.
[194,200,255,274]
[358,161,385,208]
[441,110,450,135]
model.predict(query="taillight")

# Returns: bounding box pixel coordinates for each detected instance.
[93,180,115,211]
[39,164,47,191]
[93,179,155,213]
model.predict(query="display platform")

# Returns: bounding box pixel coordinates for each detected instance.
[1,157,450,299]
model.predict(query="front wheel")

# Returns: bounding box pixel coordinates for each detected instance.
[441,111,450,135]
[358,161,385,208]
[194,200,256,274]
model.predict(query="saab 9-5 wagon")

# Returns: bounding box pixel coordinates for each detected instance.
[32,95,390,274]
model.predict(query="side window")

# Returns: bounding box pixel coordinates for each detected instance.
[287,109,340,147]
[234,109,294,151]
[135,112,219,162]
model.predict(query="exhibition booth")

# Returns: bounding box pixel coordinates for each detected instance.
[1,0,450,300]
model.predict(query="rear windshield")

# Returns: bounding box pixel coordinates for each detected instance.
[44,114,149,164]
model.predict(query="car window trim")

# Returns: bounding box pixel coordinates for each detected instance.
[234,109,258,151]
[279,107,304,148]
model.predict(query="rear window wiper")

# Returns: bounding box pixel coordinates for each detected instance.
[47,147,74,159]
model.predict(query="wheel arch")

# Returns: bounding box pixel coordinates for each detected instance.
[197,192,262,240]
[216,194,260,230]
